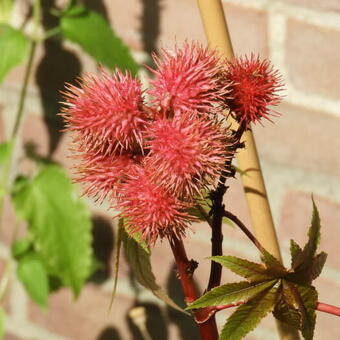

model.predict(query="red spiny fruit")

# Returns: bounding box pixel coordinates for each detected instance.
[145,112,232,197]
[118,166,192,244]
[76,153,136,202]
[224,54,283,126]
[148,42,229,116]
[62,70,148,155]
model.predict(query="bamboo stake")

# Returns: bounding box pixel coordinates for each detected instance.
[197,1,300,339]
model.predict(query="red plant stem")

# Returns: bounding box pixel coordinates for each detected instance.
[169,236,219,340]
[316,302,340,316]
[207,122,247,291]
[214,301,340,317]
[223,209,266,255]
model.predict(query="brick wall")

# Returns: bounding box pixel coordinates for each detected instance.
[1,0,340,339]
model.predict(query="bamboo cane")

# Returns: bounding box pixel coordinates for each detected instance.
[197,1,300,339]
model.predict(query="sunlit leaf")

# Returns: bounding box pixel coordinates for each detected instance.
[0,0,13,23]
[220,285,278,340]
[60,6,138,74]
[187,280,277,310]
[0,24,29,83]
[122,231,185,313]
[17,252,49,307]
[11,237,32,259]
[12,164,93,296]
[295,199,321,271]
[210,256,275,282]
[260,249,287,277]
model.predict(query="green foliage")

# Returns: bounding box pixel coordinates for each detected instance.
[0,142,11,165]
[17,252,49,307]
[292,198,321,271]
[0,307,4,340]
[273,294,301,330]
[0,24,29,83]
[0,0,13,23]
[189,200,326,340]
[60,6,139,74]
[0,141,12,198]
[210,256,276,282]
[187,280,277,310]
[220,285,278,340]
[122,230,186,313]
[11,237,32,259]
[12,164,93,297]
[297,285,318,340]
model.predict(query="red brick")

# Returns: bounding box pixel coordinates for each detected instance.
[254,103,340,177]
[286,19,340,100]
[223,3,268,57]
[4,334,26,340]
[286,0,340,12]
[29,285,134,340]
[158,0,206,47]
[103,0,143,50]
[279,191,340,270]
[21,114,50,158]
[106,0,268,56]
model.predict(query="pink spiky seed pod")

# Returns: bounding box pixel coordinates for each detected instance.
[224,54,284,126]
[144,112,233,197]
[148,41,229,117]
[75,153,136,203]
[118,166,193,244]
[61,69,149,156]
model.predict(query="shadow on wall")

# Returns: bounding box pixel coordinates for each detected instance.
[166,264,200,339]
[97,327,122,340]
[36,0,82,157]
[141,0,162,57]
[89,215,115,284]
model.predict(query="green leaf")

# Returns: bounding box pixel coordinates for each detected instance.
[12,164,93,296]
[187,280,277,310]
[11,237,32,259]
[290,239,303,269]
[297,285,318,340]
[289,252,327,285]
[210,256,275,282]
[273,296,301,331]
[0,0,13,23]
[0,141,11,165]
[295,199,321,271]
[17,253,49,307]
[0,24,29,83]
[220,285,278,340]
[129,229,150,254]
[0,141,12,199]
[122,231,185,313]
[0,307,4,340]
[60,6,138,74]
[260,249,287,277]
